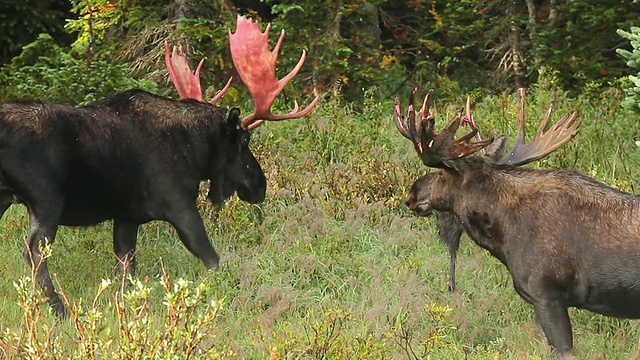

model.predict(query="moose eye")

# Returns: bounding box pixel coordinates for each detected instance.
[237,132,250,146]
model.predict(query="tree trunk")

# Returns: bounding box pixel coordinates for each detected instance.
[510,23,524,89]
[508,0,524,89]
[359,1,381,48]
[526,0,558,84]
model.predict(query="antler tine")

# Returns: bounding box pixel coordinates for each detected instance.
[415,114,494,167]
[437,115,494,161]
[209,77,233,105]
[407,87,421,152]
[395,87,494,167]
[417,88,436,146]
[394,97,412,140]
[497,89,580,166]
[164,41,232,104]
[229,15,319,130]
[536,103,554,138]
[462,96,480,131]
[164,41,205,101]
[417,88,434,124]
[516,87,526,142]
[461,96,485,151]
[394,87,435,154]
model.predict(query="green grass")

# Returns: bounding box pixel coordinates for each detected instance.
[1,87,640,359]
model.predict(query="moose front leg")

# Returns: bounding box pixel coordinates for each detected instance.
[113,220,139,280]
[0,189,18,220]
[167,205,220,270]
[533,298,575,359]
[25,207,65,317]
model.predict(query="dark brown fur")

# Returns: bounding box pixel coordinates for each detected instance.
[415,136,509,292]
[406,156,640,358]
[0,89,267,317]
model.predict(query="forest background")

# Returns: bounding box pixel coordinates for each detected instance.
[1,0,640,107]
[2,0,640,359]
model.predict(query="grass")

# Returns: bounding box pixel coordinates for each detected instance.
[1,86,640,359]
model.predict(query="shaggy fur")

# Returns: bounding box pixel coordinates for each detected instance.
[0,89,267,317]
[406,156,640,358]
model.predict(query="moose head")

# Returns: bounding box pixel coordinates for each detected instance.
[164,15,319,205]
[396,88,579,215]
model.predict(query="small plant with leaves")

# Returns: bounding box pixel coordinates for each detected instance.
[0,245,230,359]
[617,26,640,114]
[0,33,157,105]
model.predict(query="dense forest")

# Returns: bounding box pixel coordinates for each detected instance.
[1,0,639,106]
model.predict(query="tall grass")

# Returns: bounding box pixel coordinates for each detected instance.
[1,87,639,359]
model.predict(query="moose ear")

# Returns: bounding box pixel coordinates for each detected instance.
[225,107,242,130]
[482,135,508,161]
[442,156,484,174]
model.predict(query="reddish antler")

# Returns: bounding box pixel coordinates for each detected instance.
[229,15,319,130]
[394,87,435,154]
[497,88,580,166]
[395,87,493,167]
[164,41,232,104]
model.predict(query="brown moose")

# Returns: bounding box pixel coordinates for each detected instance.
[397,88,640,358]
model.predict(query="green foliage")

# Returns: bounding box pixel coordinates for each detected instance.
[0,245,231,359]
[527,0,636,91]
[0,34,157,105]
[0,87,639,358]
[0,0,71,64]
[65,0,123,57]
[617,26,640,114]
[2,1,639,107]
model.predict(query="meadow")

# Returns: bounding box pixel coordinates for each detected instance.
[1,86,640,359]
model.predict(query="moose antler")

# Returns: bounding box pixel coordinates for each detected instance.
[395,87,493,167]
[164,42,233,104]
[229,15,319,130]
[497,88,580,166]
[394,87,435,154]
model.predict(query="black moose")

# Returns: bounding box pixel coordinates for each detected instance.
[0,15,318,318]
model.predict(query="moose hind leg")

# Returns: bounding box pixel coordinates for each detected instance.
[533,298,575,359]
[0,189,18,220]
[25,205,65,317]
[113,220,139,280]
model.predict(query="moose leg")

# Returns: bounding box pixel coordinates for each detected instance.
[113,220,139,280]
[166,205,220,269]
[0,189,17,220]
[25,206,65,317]
[447,247,458,292]
[0,196,12,220]
[533,299,574,359]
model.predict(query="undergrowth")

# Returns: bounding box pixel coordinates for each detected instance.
[1,86,639,359]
